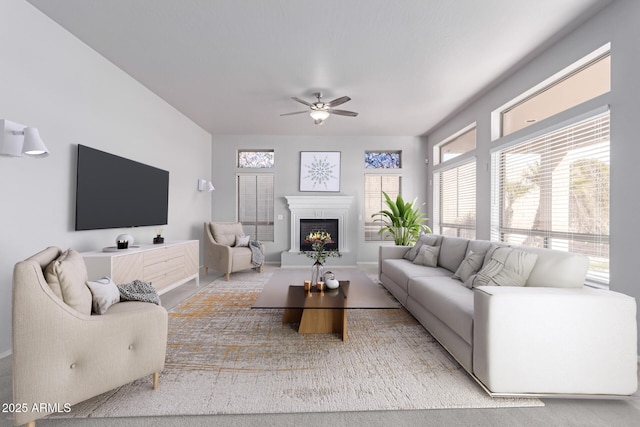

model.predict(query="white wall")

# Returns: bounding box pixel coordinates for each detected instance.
[425,0,640,354]
[0,0,212,356]
[211,135,429,264]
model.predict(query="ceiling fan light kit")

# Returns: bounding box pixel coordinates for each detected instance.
[282,92,358,125]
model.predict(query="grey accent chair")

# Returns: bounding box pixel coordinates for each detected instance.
[204,222,263,280]
[12,247,168,427]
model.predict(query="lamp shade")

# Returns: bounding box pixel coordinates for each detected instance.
[309,110,330,121]
[22,127,49,157]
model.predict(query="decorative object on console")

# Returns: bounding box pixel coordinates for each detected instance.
[0,119,49,157]
[371,191,431,245]
[300,151,341,191]
[116,233,134,246]
[153,228,164,244]
[197,178,215,192]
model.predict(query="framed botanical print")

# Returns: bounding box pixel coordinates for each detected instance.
[299,151,340,192]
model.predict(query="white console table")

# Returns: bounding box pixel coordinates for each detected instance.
[82,240,199,295]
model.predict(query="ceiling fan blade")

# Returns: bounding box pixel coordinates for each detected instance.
[292,97,312,107]
[325,96,351,108]
[328,109,358,117]
[280,111,309,116]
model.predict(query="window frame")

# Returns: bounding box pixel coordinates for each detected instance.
[364,173,402,242]
[490,107,610,286]
[491,43,611,141]
[236,172,275,242]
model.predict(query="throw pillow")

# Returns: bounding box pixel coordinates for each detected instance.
[86,276,121,314]
[235,234,250,247]
[412,244,441,267]
[471,247,538,288]
[403,233,442,262]
[44,249,92,316]
[452,250,486,284]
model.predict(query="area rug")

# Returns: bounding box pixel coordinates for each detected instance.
[56,267,542,419]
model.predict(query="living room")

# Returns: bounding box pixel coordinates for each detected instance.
[1,0,639,426]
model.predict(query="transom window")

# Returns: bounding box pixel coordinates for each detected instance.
[499,49,610,138]
[238,150,275,168]
[365,151,401,168]
[437,127,476,164]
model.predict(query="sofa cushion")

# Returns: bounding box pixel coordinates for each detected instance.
[44,249,92,315]
[453,251,486,284]
[438,236,470,273]
[520,246,589,288]
[382,259,451,293]
[210,222,244,246]
[86,276,121,314]
[231,246,252,267]
[413,244,440,267]
[403,233,443,262]
[471,247,538,288]
[408,276,474,345]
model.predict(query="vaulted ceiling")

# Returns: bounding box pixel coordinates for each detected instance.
[26,0,610,136]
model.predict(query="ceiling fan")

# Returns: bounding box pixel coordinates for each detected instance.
[281,92,358,125]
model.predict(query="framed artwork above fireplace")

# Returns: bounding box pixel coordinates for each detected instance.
[299,151,340,192]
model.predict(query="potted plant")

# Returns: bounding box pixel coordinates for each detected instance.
[372,191,431,245]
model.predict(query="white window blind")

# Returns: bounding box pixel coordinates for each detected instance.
[364,174,401,241]
[238,174,274,241]
[437,160,476,238]
[492,112,610,284]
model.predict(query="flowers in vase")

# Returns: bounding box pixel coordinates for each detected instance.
[301,231,342,264]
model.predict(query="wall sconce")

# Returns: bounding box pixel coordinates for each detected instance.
[197,178,215,192]
[0,119,49,157]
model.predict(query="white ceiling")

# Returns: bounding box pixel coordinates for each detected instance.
[26,0,610,137]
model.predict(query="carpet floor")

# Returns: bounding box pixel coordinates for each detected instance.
[55,268,542,419]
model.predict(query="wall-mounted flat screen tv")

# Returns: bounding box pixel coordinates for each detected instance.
[75,144,169,231]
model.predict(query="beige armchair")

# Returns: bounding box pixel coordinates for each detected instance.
[204,222,263,280]
[12,247,168,427]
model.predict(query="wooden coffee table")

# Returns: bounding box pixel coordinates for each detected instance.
[251,269,399,341]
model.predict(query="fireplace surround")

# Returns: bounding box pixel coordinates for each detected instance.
[285,196,353,254]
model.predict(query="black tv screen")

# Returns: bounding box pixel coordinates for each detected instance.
[75,145,169,231]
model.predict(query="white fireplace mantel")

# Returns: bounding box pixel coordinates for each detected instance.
[285,195,353,253]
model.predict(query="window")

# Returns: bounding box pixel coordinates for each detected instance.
[365,151,401,168]
[433,124,477,238]
[491,112,610,284]
[238,150,275,168]
[237,174,274,241]
[364,174,401,241]
[437,160,476,239]
[500,52,610,137]
[438,127,476,163]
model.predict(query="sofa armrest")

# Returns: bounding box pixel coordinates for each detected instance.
[12,260,168,426]
[378,245,411,278]
[473,286,638,395]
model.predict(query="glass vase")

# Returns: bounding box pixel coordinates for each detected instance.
[311,261,324,285]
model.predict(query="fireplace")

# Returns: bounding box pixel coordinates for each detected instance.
[299,218,339,251]
[284,195,353,254]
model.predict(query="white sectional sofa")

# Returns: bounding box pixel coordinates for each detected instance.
[378,234,638,397]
